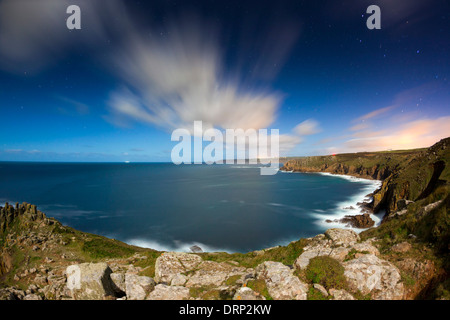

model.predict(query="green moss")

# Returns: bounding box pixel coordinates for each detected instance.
[307,287,329,300]
[344,248,369,261]
[305,256,347,290]
[225,274,241,286]
[246,279,273,300]
[401,272,416,287]
[134,251,161,278]
[353,290,372,300]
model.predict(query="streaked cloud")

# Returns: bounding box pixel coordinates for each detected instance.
[357,106,394,121]
[293,119,321,136]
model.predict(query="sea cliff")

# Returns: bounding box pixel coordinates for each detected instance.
[0,138,448,300]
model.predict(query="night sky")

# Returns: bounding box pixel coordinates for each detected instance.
[0,0,449,162]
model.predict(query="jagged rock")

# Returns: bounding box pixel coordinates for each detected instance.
[329,288,355,300]
[154,252,203,284]
[66,263,114,300]
[313,283,328,297]
[146,284,190,300]
[23,294,43,300]
[325,228,360,246]
[125,274,155,300]
[339,214,375,228]
[110,273,126,295]
[256,261,308,300]
[0,287,25,300]
[392,242,412,253]
[233,287,265,300]
[351,241,380,256]
[295,230,376,270]
[184,261,248,288]
[343,254,404,300]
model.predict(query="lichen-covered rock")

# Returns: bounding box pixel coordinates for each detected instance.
[256,261,308,300]
[154,252,202,284]
[343,254,404,300]
[329,288,355,300]
[146,284,190,300]
[185,261,248,288]
[66,263,114,300]
[325,228,360,246]
[171,273,188,286]
[233,287,265,300]
[294,245,349,270]
[110,273,126,294]
[351,241,380,256]
[295,230,378,270]
[125,274,155,300]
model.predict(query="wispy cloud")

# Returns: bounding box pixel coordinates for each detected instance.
[54,95,90,116]
[356,106,395,121]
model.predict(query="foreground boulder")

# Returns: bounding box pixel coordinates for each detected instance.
[125,274,155,300]
[154,252,203,284]
[256,261,308,300]
[343,254,404,300]
[324,228,360,246]
[146,284,190,300]
[185,261,250,288]
[66,263,114,300]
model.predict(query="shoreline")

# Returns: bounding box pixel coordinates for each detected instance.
[283,171,383,234]
[1,169,384,254]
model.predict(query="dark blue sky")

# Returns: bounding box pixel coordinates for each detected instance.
[0,0,449,162]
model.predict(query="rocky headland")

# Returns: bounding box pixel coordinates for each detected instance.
[0,138,448,300]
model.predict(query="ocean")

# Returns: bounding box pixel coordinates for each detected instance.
[0,162,382,253]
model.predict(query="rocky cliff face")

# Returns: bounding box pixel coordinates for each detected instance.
[281,137,450,217]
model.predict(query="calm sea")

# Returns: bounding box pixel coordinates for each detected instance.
[0,162,382,253]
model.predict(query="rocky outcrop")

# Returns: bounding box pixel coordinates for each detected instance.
[125,274,155,300]
[339,214,375,228]
[343,254,404,300]
[66,263,115,300]
[324,228,360,246]
[256,261,308,300]
[154,252,202,284]
[294,229,379,270]
[185,261,250,288]
[146,284,190,300]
